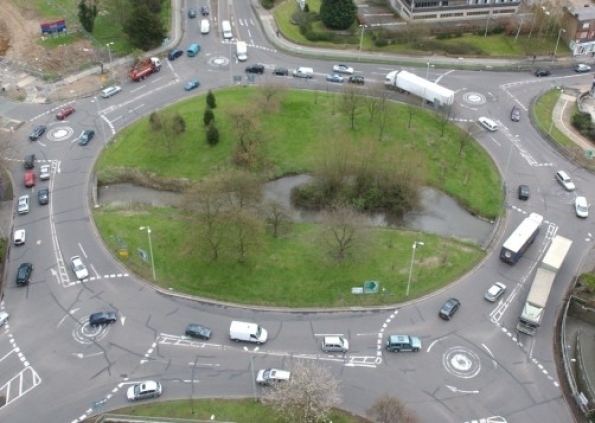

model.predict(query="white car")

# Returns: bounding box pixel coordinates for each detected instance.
[17,195,29,214]
[332,64,354,75]
[70,256,89,280]
[575,63,591,73]
[484,282,506,302]
[39,164,50,180]
[13,229,26,246]
[256,368,291,385]
[478,116,498,132]
[126,380,162,401]
[100,85,122,98]
[0,311,8,328]
[555,170,576,191]
[575,196,589,218]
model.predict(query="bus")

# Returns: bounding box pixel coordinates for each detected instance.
[499,212,543,264]
[221,20,233,39]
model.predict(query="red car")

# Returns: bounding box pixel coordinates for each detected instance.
[24,170,36,187]
[56,106,75,120]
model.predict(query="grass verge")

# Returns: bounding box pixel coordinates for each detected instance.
[532,89,575,149]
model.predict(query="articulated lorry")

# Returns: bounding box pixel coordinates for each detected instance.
[129,57,162,82]
[384,70,454,106]
[517,235,573,335]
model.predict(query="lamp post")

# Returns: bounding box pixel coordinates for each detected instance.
[358,24,368,61]
[406,241,424,297]
[139,226,156,281]
[484,13,490,38]
[105,42,114,69]
[554,28,566,57]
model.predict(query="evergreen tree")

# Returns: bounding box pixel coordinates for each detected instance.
[320,0,356,30]
[123,2,166,50]
[203,107,215,127]
[206,123,220,146]
[78,0,98,33]
[206,90,217,109]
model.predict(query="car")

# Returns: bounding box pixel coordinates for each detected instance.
[100,85,122,98]
[185,323,212,340]
[439,297,461,320]
[326,73,344,83]
[39,164,50,180]
[78,129,95,146]
[184,80,200,91]
[484,282,507,302]
[56,106,75,120]
[332,64,354,75]
[534,68,551,77]
[321,335,349,352]
[385,335,422,352]
[16,262,33,286]
[70,256,89,280]
[256,368,291,385]
[575,196,589,218]
[518,184,530,201]
[126,380,162,401]
[168,49,184,61]
[29,125,46,141]
[13,229,25,246]
[89,311,118,327]
[575,63,591,73]
[24,170,36,188]
[17,195,29,214]
[273,67,289,76]
[187,8,197,18]
[511,106,521,122]
[200,6,209,16]
[24,154,35,169]
[38,188,49,205]
[348,75,365,84]
[245,64,265,74]
[0,311,9,328]
[478,116,498,132]
[556,170,576,191]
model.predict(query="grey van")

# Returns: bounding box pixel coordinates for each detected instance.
[385,335,421,352]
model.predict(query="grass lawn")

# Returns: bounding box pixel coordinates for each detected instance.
[532,89,575,148]
[97,88,502,219]
[108,399,369,423]
[94,206,483,307]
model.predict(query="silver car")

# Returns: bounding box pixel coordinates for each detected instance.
[100,85,122,98]
[484,282,506,302]
[126,380,162,401]
[70,256,89,280]
[555,170,576,191]
[39,164,50,180]
[17,195,29,214]
[575,196,589,218]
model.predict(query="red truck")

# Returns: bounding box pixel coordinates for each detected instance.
[129,57,162,81]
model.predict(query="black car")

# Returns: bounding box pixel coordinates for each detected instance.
[348,75,365,85]
[78,129,95,146]
[534,68,551,77]
[168,49,183,61]
[185,323,212,340]
[89,311,118,327]
[511,106,521,122]
[187,8,197,18]
[200,6,209,16]
[29,125,46,141]
[273,67,289,76]
[24,154,35,169]
[38,188,49,205]
[439,297,461,320]
[518,184,530,201]
[16,262,33,286]
[245,64,265,74]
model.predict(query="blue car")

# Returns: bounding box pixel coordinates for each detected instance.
[325,73,344,83]
[184,80,200,91]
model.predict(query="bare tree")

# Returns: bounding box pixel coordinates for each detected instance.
[341,85,362,130]
[220,169,263,210]
[264,361,341,423]
[229,108,259,154]
[364,88,382,123]
[323,206,362,260]
[228,208,264,262]
[259,82,287,112]
[377,90,389,141]
[263,200,290,238]
[406,103,415,129]
[367,394,418,423]
[438,105,452,138]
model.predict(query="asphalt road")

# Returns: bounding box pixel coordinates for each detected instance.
[0,1,593,422]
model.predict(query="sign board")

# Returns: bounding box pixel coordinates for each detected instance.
[118,248,129,258]
[137,248,149,262]
[297,0,306,11]
[41,19,67,35]
[586,149,595,160]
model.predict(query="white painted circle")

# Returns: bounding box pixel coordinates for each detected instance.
[463,92,486,106]
[209,57,229,67]
[47,126,74,142]
[72,317,110,345]
[443,346,481,379]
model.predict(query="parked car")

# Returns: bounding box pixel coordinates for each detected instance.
[38,188,49,205]
[0,311,9,328]
[575,196,589,218]
[185,323,212,340]
[245,64,265,74]
[127,381,162,401]
[89,311,118,327]
[70,255,89,280]
[188,8,197,18]
[321,335,349,352]
[17,195,29,214]
[101,85,122,98]
[518,184,530,201]
[24,170,36,188]
[39,164,50,180]
[511,106,521,122]
[534,68,551,77]
[184,80,200,91]
[555,170,576,191]
[168,49,184,61]
[439,298,461,320]
[29,125,46,141]
[16,262,33,286]
[24,154,35,169]
[325,73,344,83]
[56,106,75,120]
[332,64,354,75]
[385,335,422,352]
[484,282,506,302]
[200,6,209,16]
[348,75,365,84]
[478,116,498,132]
[273,67,289,76]
[575,63,591,73]
[13,229,25,246]
[256,368,291,385]
[78,129,95,146]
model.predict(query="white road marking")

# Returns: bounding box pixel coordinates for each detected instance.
[314,333,345,337]
[130,85,146,94]
[78,243,88,258]
[90,264,100,279]
[445,384,479,394]
[435,69,454,84]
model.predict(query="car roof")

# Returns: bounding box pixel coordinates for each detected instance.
[140,380,159,390]
[324,336,343,343]
[576,196,588,205]
[557,170,570,178]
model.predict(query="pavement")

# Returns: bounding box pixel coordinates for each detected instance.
[552,90,595,152]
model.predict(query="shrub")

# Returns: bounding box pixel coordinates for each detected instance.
[260,0,275,9]
[320,0,357,30]
[206,122,219,146]
[572,111,592,132]
[203,107,215,127]
[206,90,216,109]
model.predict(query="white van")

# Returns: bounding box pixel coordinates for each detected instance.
[200,19,210,34]
[236,41,248,62]
[292,67,314,79]
[221,20,233,39]
[478,116,498,132]
[229,320,268,344]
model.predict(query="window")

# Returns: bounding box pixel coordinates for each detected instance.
[583,23,590,30]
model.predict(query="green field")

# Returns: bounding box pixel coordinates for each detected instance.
[532,88,575,148]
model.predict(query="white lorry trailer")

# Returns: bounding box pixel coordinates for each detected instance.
[517,235,572,335]
[384,70,454,107]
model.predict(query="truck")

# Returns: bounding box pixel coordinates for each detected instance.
[384,70,454,106]
[229,320,268,344]
[517,235,572,335]
[129,57,161,82]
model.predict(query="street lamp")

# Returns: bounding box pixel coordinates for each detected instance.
[106,42,114,69]
[484,13,490,38]
[406,241,424,297]
[554,28,566,57]
[358,24,368,60]
[139,226,156,281]
[425,60,434,80]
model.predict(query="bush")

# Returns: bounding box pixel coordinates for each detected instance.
[572,111,592,132]
[260,0,275,9]
[320,0,357,30]
[206,90,216,109]
[203,107,215,127]
[206,122,219,146]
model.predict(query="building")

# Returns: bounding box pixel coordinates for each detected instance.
[562,1,595,56]
[388,0,520,22]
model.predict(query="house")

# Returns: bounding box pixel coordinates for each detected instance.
[562,2,595,56]
[388,0,520,22]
